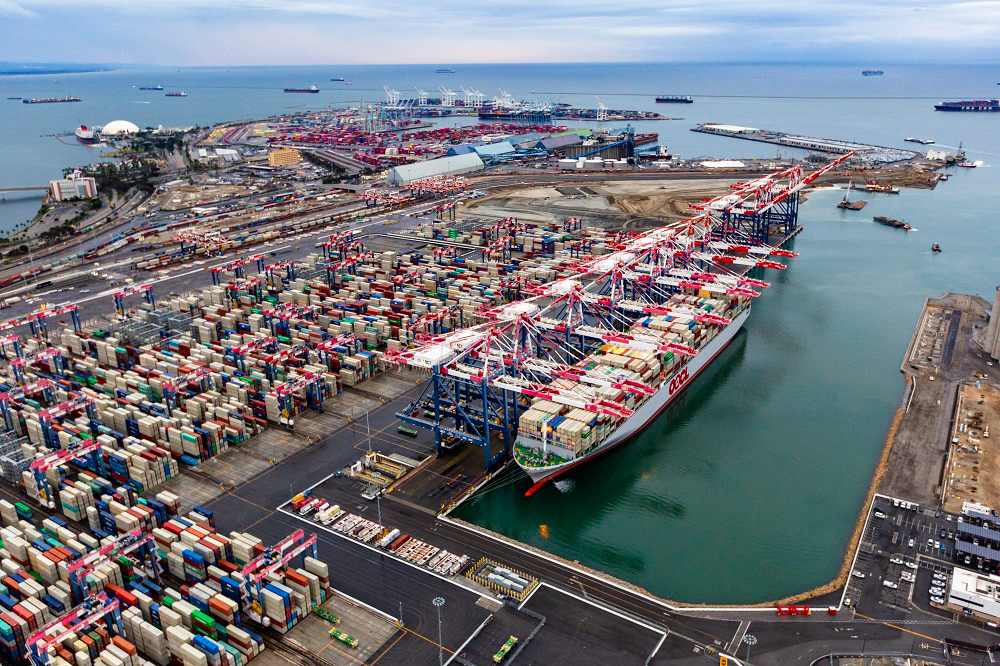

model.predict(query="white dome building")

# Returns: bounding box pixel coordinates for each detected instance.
[101,120,140,136]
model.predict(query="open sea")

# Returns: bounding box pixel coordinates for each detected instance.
[2,63,997,602]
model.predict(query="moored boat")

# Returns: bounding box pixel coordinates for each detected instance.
[74,125,98,145]
[515,305,750,494]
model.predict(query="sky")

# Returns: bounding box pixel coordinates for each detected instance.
[1,0,1000,65]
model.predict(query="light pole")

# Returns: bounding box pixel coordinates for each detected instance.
[742,634,757,664]
[433,597,445,666]
[361,398,382,529]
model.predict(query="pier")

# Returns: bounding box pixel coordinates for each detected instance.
[692,123,918,163]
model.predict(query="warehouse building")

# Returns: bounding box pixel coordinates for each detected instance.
[535,135,583,152]
[445,143,484,156]
[387,153,484,186]
[473,141,516,159]
[268,148,302,167]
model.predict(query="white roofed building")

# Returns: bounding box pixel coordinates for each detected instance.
[102,120,140,136]
[387,154,484,186]
[947,568,1000,622]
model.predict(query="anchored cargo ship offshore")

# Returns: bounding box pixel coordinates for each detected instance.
[514,295,750,494]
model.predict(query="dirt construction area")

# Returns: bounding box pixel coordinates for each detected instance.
[464,179,735,230]
[943,383,1000,514]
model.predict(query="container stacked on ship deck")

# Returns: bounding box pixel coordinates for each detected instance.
[515,294,739,465]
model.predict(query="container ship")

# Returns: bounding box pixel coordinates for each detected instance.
[655,95,693,103]
[74,125,99,144]
[22,97,80,104]
[862,70,884,76]
[514,295,750,493]
[138,85,164,91]
[165,91,187,97]
[934,99,1000,112]
[284,86,319,93]
[478,108,553,122]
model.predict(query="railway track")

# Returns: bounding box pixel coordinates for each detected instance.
[262,629,340,666]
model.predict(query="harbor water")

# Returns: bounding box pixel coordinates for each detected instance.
[2,63,998,602]
[455,170,999,603]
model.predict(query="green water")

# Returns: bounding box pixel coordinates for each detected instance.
[455,175,999,604]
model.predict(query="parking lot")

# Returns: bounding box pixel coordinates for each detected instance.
[845,494,1000,626]
[848,496,965,615]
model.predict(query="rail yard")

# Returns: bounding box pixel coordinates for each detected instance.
[0,89,995,666]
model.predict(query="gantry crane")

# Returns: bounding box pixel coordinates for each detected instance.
[209,253,265,285]
[239,529,318,625]
[387,153,855,469]
[112,284,154,317]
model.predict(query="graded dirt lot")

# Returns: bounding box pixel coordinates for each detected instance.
[943,383,1000,514]
[465,178,736,229]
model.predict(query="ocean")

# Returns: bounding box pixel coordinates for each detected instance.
[2,63,997,603]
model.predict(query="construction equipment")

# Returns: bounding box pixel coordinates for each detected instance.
[239,529,318,624]
[161,368,211,416]
[0,378,57,429]
[0,303,81,338]
[29,436,104,506]
[65,528,159,602]
[8,347,64,385]
[209,253,265,285]
[26,592,122,666]
[269,371,326,418]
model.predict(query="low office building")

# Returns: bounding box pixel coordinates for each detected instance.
[49,173,97,201]
[947,568,1000,622]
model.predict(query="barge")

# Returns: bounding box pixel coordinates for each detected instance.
[22,97,80,104]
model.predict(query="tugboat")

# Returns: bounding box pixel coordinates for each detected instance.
[931,243,942,252]
[874,216,911,231]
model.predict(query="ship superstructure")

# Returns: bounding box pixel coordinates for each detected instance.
[386,155,853,494]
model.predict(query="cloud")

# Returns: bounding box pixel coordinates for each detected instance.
[0,0,37,17]
[609,25,724,37]
[3,0,1000,64]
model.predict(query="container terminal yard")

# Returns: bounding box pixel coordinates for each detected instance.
[0,101,993,665]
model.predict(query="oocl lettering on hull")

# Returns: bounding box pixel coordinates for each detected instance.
[668,367,691,395]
